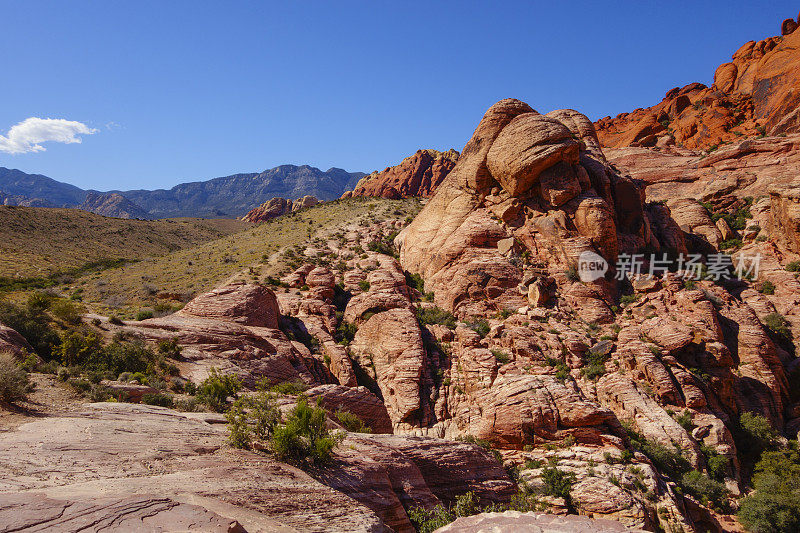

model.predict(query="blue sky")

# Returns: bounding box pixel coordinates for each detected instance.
[1,1,797,190]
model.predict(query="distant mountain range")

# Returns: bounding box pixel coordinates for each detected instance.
[0,165,365,219]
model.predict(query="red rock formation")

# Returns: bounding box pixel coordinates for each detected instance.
[595,15,800,149]
[241,195,319,223]
[241,197,291,222]
[344,149,459,199]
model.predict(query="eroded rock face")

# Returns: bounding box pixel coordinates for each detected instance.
[180,282,280,328]
[0,322,33,358]
[595,15,800,149]
[346,149,459,199]
[241,196,291,222]
[125,281,334,387]
[397,99,662,319]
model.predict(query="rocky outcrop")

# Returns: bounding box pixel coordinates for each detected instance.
[241,196,291,222]
[78,192,150,219]
[595,14,800,149]
[0,322,33,359]
[438,511,648,532]
[125,281,334,387]
[242,195,320,223]
[344,149,459,199]
[0,402,515,533]
[397,99,665,319]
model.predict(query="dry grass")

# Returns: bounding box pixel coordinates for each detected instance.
[0,206,250,278]
[66,197,421,315]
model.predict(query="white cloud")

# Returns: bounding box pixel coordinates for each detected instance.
[0,117,98,154]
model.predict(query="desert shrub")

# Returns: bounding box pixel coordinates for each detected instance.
[738,449,800,533]
[0,352,30,404]
[226,391,280,449]
[142,392,173,407]
[108,316,123,325]
[335,319,357,345]
[415,306,456,329]
[565,265,580,282]
[467,319,490,338]
[268,380,309,395]
[764,313,792,343]
[197,368,241,412]
[335,409,372,433]
[404,271,425,293]
[760,281,776,295]
[135,309,154,321]
[50,299,83,324]
[0,299,59,360]
[681,470,727,508]
[581,348,609,381]
[357,280,370,292]
[541,465,576,501]
[100,339,158,375]
[786,261,800,272]
[491,349,510,364]
[675,410,694,431]
[701,445,729,481]
[625,423,690,480]
[56,331,103,367]
[620,294,639,306]
[270,396,342,465]
[367,230,399,257]
[409,492,479,533]
[157,339,182,359]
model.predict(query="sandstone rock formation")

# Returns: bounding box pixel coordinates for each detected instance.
[595,15,800,149]
[0,402,514,533]
[438,511,647,533]
[343,149,459,199]
[242,195,320,223]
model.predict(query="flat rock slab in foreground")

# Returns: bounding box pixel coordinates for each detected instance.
[436,511,647,533]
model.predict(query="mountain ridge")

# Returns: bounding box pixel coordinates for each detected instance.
[0,164,365,219]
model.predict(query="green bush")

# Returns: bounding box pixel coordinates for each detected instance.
[625,423,690,480]
[786,261,800,272]
[738,449,800,533]
[156,339,182,359]
[135,309,154,321]
[737,412,779,461]
[270,396,342,465]
[581,348,609,381]
[409,492,479,533]
[142,392,173,407]
[335,320,357,345]
[225,391,280,449]
[467,319,490,338]
[0,299,59,360]
[491,349,510,364]
[268,380,309,395]
[415,306,456,329]
[760,281,776,295]
[764,313,792,342]
[541,465,576,501]
[50,299,83,324]
[108,316,123,325]
[681,470,727,508]
[0,352,30,404]
[357,280,370,292]
[404,271,425,293]
[197,368,241,412]
[675,410,694,431]
[335,409,372,433]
